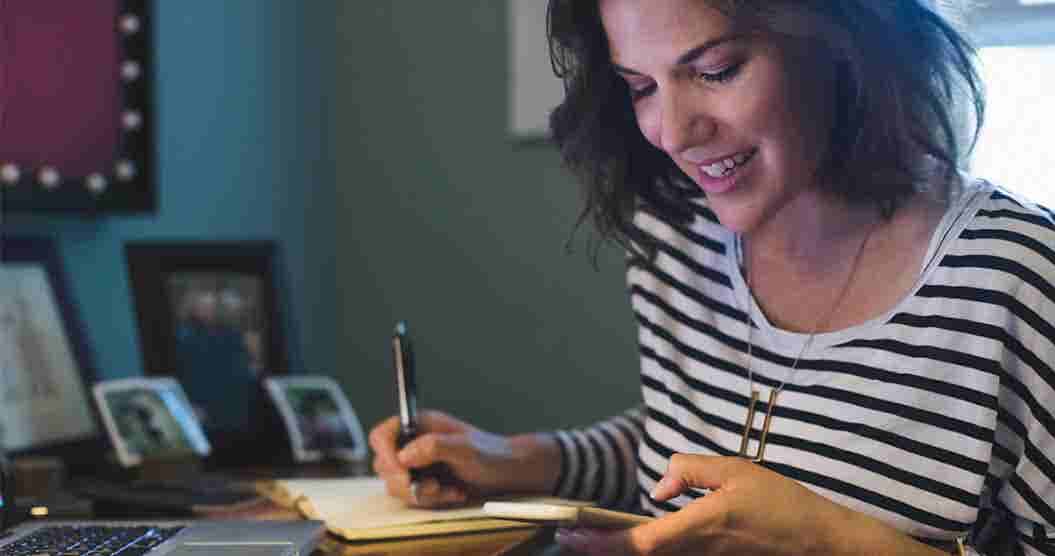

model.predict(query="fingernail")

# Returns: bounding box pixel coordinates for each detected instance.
[554,528,588,550]
[410,481,420,505]
[650,477,672,499]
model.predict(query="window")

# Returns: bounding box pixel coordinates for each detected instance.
[964,1,1055,208]
[971,45,1055,207]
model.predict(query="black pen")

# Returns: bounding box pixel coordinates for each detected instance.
[392,321,421,501]
[392,321,455,503]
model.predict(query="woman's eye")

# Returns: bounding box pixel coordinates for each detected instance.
[629,83,656,101]
[697,61,743,83]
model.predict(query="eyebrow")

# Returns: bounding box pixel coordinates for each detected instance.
[611,34,742,77]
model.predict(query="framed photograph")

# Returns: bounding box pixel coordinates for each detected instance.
[263,376,366,463]
[0,237,98,452]
[92,377,211,467]
[0,0,156,212]
[125,241,288,433]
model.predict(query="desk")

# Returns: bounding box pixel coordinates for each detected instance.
[36,462,576,556]
[317,527,562,556]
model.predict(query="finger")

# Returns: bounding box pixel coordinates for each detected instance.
[408,478,468,508]
[373,454,404,476]
[368,416,403,462]
[620,496,726,554]
[382,470,414,503]
[555,528,635,556]
[657,454,747,495]
[397,432,469,469]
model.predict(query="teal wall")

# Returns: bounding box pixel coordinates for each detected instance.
[333,2,641,436]
[3,1,641,445]
[3,2,337,386]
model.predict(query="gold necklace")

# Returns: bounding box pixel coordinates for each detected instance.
[736,220,877,463]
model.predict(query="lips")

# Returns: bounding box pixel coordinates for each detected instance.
[690,148,757,194]
[698,149,757,179]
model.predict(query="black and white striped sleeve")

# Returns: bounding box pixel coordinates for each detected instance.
[977,193,1055,556]
[989,319,1055,556]
[551,405,645,511]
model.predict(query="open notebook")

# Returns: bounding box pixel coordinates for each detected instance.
[259,477,588,542]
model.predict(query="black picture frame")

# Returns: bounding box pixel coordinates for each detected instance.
[0,237,101,458]
[124,241,289,436]
[0,0,156,213]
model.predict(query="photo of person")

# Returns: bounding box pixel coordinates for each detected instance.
[166,272,265,430]
[93,378,211,467]
[263,376,366,463]
[292,389,356,453]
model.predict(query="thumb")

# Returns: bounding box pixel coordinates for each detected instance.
[650,454,744,501]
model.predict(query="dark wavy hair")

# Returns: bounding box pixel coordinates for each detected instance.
[547,0,985,257]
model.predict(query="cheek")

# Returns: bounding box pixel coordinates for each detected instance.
[634,105,663,150]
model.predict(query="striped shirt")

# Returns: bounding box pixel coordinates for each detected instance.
[552,179,1055,555]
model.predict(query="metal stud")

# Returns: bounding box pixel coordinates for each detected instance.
[38,166,61,189]
[121,60,141,81]
[115,160,136,181]
[86,173,108,194]
[123,110,143,130]
[119,15,141,35]
[0,163,20,185]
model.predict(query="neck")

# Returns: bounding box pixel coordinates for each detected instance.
[744,189,881,270]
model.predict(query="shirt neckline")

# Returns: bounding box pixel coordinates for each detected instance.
[721,179,991,384]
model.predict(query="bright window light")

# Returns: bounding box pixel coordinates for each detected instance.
[970,45,1055,208]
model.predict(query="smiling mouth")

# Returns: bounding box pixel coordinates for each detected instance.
[699,149,758,179]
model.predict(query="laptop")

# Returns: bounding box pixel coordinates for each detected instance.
[0,519,325,556]
[0,461,325,556]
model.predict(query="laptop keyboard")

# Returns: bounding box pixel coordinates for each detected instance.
[0,525,184,556]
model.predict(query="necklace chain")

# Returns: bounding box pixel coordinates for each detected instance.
[736,220,878,460]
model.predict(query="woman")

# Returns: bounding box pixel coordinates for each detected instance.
[370,1,1055,554]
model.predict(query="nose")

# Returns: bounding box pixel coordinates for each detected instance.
[657,87,716,156]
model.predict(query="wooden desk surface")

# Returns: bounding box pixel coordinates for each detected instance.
[316,527,562,556]
[238,505,575,555]
[71,463,576,556]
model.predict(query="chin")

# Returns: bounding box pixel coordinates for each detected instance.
[704,202,754,235]
[701,190,765,233]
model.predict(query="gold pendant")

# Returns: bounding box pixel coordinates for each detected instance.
[738,389,778,463]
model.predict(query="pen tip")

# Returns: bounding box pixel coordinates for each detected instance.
[395,321,407,335]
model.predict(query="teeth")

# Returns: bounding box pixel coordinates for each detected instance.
[703,163,727,178]
[696,150,755,179]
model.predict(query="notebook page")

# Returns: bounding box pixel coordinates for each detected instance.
[280,477,492,529]
[270,477,587,540]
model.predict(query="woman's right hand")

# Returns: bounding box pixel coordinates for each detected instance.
[368,410,561,508]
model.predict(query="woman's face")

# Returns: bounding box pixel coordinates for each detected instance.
[600,0,836,233]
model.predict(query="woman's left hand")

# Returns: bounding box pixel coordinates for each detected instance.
[555,454,849,555]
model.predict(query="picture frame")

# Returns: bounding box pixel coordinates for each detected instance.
[92,376,211,468]
[0,0,156,213]
[508,0,563,140]
[263,376,366,463]
[0,445,10,530]
[124,241,288,433]
[0,236,99,452]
